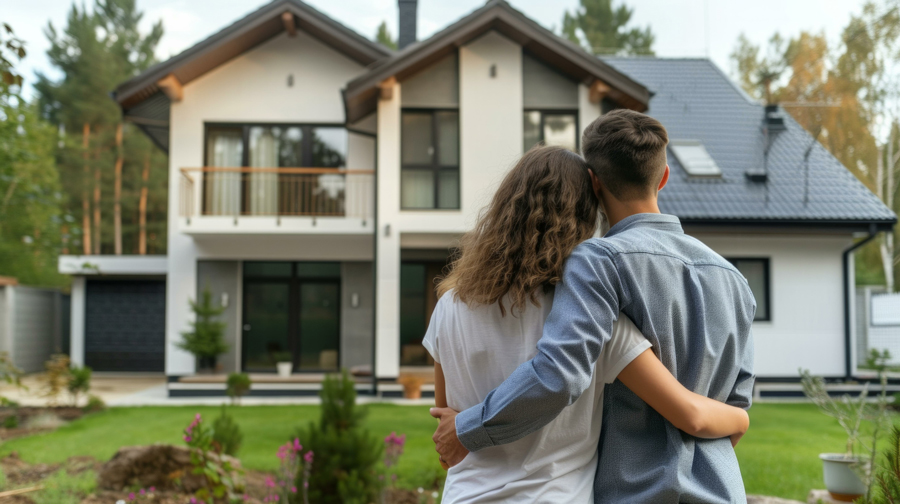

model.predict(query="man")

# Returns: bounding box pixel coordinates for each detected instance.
[431,109,756,503]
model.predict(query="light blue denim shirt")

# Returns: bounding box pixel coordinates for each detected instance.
[455,213,756,503]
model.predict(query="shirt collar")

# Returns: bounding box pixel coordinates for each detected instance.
[605,213,684,237]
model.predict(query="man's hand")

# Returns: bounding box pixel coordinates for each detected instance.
[430,407,469,467]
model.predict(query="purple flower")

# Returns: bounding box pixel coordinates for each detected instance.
[149,487,155,492]
[291,486,297,493]
[128,493,135,501]
[184,435,192,443]
[304,450,314,464]
[190,498,197,504]
[140,488,146,495]
[293,438,302,451]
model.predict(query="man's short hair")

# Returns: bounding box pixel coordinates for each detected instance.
[581,109,669,201]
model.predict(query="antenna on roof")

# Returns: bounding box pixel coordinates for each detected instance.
[802,127,823,206]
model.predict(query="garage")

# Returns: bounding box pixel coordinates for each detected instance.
[84,279,166,372]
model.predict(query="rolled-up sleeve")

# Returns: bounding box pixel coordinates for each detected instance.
[456,241,622,451]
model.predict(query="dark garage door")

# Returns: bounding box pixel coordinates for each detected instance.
[85,280,166,372]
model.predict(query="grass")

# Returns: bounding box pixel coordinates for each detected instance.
[0,402,884,500]
[0,404,445,490]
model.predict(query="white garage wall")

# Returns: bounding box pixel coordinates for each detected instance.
[693,233,852,378]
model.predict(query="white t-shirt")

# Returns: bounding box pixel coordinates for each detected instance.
[422,290,651,504]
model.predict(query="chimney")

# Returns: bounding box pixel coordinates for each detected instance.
[398,0,418,50]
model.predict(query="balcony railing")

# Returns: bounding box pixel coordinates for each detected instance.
[179,167,374,222]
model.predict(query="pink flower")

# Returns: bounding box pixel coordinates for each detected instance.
[265,476,276,488]
[184,435,192,443]
[190,498,197,504]
[293,438,302,452]
[149,487,155,492]
[304,450,314,463]
[128,493,135,500]
[140,488,146,495]
[291,486,297,493]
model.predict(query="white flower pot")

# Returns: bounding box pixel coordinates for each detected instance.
[276,362,293,377]
[820,453,867,502]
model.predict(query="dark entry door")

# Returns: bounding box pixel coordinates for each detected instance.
[84,279,166,372]
[242,262,341,372]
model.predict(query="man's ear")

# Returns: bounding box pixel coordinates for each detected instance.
[657,165,670,192]
[589,169,602,197]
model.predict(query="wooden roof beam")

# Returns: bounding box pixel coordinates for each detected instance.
[156,73,183,102]
[282,11,297,37]
[589,79,611,104]
[379,77,397,101]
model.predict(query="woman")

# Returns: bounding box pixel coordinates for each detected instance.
[422,146,749,503]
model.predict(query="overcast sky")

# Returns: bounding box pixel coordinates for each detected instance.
[3,0,866,99]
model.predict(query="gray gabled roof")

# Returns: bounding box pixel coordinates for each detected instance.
[344,0,650,123]
[603,57,897,231]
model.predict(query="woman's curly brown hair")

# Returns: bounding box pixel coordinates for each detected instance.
[437,145,601,316]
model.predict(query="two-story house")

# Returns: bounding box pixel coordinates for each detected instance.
[58,0,896,397]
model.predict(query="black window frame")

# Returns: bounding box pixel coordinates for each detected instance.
[400,108,461,211]
[726,257,771,322]
[202,122,349,215]
[523,109,580,153]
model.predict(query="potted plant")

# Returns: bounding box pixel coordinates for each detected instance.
[178,288,229,374]
[801,350,892,502]
[397,374,425,400]
[273,352,293,377]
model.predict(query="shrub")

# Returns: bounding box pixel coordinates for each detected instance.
[178,288,228,370]
[41,354,71,405]
[870,425,900,503]
[212,405,243,456]
[84,394,106,413]
[68,366,92,406]
[2,415,17,428]
[292,370,382,504]
[226,373,251,405]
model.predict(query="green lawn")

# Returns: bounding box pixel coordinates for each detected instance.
[0,403,865,499]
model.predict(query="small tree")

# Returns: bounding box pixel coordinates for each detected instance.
[212,405,243,456]
[42,354,71,405]
[178,288,228,371]
[292,370,382,504]
[68,366,92,406]
[226,373,251,406]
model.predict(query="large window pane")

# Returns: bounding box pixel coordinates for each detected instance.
[523,111,542,152]
[278,127,303,167]
[402,113,434,165]
[400,263,427,365]
[247,127,280,215]
[310,127,347,168]
[244,262,292,277]
[242,282,290,371]
[401,170,435,209]
[298,282,340,371]
[729,259,770,321]
[205,127,243,216]
[543,114,577,151]
[437,170,460,209]
[436,111,459,166]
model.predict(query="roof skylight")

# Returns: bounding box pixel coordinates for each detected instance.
[669,140,722,178]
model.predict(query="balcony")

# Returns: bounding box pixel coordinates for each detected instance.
[178,167,374,235]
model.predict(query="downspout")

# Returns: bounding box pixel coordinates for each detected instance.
[843,225,880,380]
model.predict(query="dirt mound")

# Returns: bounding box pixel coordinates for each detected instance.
[98,444,241,492]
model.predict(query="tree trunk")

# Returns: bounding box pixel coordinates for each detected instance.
[82,123,92,255]
[138,152,150,255]
[93,147,102,255]
[114,123,123,255]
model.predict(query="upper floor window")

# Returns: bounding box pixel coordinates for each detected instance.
[523,111,578,153]
[401,110,460,210]
[726,257,770,321]
[203,123,347,216]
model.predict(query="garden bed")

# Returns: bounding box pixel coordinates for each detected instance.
[0,406,86,441]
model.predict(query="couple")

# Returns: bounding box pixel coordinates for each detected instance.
[422,110,756,503]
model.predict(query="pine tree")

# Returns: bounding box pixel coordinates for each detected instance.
[375,21,396,50]
[561,0,654,56]
[35,0,167,257]
[293,371,383,503]
[178,288,229,369]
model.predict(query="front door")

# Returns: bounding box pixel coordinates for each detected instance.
[242,262,341,372]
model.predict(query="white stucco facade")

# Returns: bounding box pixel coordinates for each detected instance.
[694,233,853,378]
[166,31,370,375]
